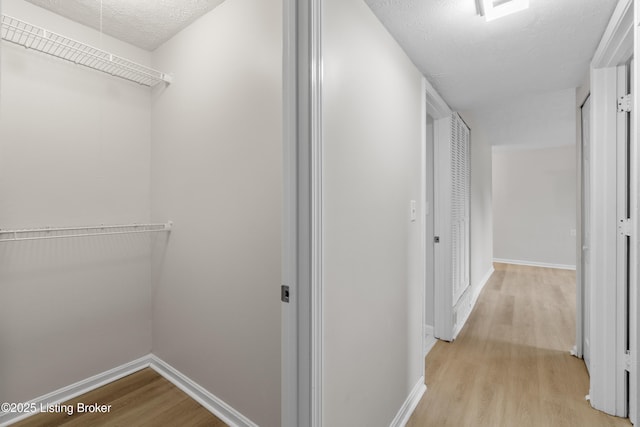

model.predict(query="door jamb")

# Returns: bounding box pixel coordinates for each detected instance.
[424,79,453,341]
[282,0,323,426]
[575,90,590,361]
[423,78,451,351]
[588,0,634,418]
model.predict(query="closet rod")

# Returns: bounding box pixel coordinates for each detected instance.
[0,14,173,87]
[0,222,173,242]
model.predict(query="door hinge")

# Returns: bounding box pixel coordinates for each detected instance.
[281,285,290,303]
[618,94,632,113]
[625,350,632,372]
[619,218,632,236]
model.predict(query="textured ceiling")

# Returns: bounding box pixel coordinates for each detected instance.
[20,0,618,108]
[23,0,225,51]
[365,0,618,111]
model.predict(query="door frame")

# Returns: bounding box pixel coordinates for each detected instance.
[632,2,639,422]
[424,79,455,342]
[423,79,452,352]
[588,0,634,419]
[577,94,591,369]
[282,0,323,426]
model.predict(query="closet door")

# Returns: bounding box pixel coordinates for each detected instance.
[451,114,470,306]
[434,113,471,341]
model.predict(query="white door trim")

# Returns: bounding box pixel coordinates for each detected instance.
[425,78,452,120]
[282,0,323,426]
[631,4,640,423]
[577,94,591,367]
[575,91,590,361]
[308,1,324,424]
[591,0,633,69]
[421,78,427,369]
[630,49,638,424]
[425,80,452,343]
[588,0,634,417]
[615,63,630,418]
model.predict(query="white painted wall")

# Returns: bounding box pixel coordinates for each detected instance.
[464,88,577,269]
[492,145,577,267]
[149,0,282,426]
[0,0,153,403]
[323,0,424,424]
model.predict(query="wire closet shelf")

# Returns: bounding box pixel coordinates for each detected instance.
[0,14,172,87]
[0,222,173,242]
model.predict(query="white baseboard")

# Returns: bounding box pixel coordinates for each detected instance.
[389,376,426,427]
[424,325,437,356]
[453,266,494,339]
[493,258,576,271]
[1,354,257,427]
[149,355,258,427]
[0,355,151,427]
[472,266,494,312]
[424,324,434,336]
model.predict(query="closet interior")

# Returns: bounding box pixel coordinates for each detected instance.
[0,0,282,426]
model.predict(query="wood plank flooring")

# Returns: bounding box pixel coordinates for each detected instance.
[407,263,632,427]
[10,263,632,426]
[11,368,226,427]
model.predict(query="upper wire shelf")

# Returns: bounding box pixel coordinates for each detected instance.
[1,14,173,87]
[0,222,173,242]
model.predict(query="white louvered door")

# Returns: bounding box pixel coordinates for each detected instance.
[450,114,470,305]
[434,113,470,342]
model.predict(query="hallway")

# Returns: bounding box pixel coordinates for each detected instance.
[408,263,631,427]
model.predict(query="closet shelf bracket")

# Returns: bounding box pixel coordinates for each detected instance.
[1,14,173,87]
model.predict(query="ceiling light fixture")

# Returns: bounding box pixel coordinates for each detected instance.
[477,0,529,22]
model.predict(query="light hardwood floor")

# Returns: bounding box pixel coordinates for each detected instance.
[12,368,226,427]
[408,263,632,427]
